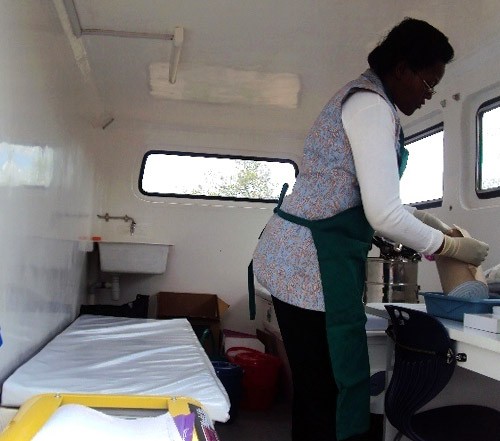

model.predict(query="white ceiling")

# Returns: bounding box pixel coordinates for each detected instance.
[63,0,500,139]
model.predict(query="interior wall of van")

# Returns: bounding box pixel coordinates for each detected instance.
[1,1,500,392]
[90,125,303,333]
[0,2,98,382]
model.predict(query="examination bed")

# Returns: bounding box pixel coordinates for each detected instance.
[0,315,230,423]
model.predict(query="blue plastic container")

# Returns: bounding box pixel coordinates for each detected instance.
[421,292,500,322]
[212,360,243,423]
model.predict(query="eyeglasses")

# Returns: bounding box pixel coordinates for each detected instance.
[415,73,436,96]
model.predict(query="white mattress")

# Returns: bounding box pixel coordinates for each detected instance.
[1,315,230,422]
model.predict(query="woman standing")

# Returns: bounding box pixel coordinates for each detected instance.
[252,17,488,441]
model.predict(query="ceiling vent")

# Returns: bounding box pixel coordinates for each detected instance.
[149,63,301,109]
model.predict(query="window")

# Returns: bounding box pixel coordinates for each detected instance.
[476,98,500,198]
[139,151,298,203]
[399,124,444,208]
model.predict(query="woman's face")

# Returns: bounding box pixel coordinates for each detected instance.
[393,62,445,116]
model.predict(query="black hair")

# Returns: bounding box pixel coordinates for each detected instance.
[368,17,454,77]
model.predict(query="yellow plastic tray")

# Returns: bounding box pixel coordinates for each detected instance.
[0,393,205,441]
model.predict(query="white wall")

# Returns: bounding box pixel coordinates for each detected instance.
[0,1,98,382]
[90,123,303,333]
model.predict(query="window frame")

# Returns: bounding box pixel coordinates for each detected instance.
[138,150,299,203]
[476,96,500,199]
[403,123,444,209]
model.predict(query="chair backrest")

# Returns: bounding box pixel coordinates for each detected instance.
[384,305,457,440]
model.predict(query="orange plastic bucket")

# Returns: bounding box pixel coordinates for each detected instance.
[226,347,281,410]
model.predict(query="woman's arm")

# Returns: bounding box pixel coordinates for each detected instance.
[341,91,443,254]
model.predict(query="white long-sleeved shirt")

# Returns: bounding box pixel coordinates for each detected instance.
[342,91,444,254]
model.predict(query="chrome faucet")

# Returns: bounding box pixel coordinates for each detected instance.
[97,213,137,235]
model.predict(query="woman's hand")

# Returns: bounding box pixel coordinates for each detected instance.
[436,235,489,266]
[413,210,452,234]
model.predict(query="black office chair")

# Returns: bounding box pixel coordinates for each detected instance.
[384,305,500,441]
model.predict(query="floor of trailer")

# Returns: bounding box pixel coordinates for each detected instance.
[215,400,385,441]
[215,398,292,441]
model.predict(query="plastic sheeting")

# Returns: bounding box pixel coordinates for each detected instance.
[1,315,230,422]
[31,404,183,441]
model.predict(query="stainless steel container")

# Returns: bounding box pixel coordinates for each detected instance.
[364,257,419,303]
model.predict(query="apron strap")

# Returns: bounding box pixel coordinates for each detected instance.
[248,260,256,320]
[276,183,289,209]
[398,128,409,177]
[274,207,312,227]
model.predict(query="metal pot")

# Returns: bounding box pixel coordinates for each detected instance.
[364,257,419,304]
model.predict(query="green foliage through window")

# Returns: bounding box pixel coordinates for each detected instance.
[139,151,297,202]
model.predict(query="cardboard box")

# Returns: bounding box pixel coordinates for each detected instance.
[153,292,230,354]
